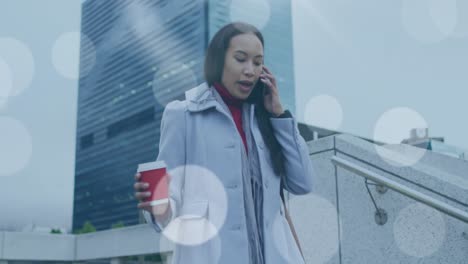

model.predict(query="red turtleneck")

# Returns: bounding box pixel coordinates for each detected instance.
[213,82,248,155]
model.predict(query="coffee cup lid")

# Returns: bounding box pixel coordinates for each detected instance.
[137,160,167,172]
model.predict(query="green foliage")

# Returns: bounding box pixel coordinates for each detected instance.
[50,228,62,234]
[75,220,97,234]
[111,221,125,229]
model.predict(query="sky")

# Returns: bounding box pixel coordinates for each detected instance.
[0,0,467,232]
[0,0,81,231]
[292,0,468,149]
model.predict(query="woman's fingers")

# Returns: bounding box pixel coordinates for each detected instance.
[134,191,151,200]
[260,76,272,86]
[262,65,271,73]
[134,172,150,203]
[260,73,277,89]
[134,172,148,189]
[133,181,149,191]
[135,172,152,212]
[260,72,275,81]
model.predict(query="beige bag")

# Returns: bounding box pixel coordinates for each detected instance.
[280,185,306,262]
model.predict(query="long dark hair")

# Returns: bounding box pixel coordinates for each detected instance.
[204,22,286,177]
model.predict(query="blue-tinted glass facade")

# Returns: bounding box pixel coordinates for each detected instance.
[74,0,295,231]
[73,0,208,231]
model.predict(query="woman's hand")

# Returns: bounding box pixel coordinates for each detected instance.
[260,65,285,117]
[134,172,171,218]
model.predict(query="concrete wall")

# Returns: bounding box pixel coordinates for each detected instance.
[0,225,173,262]
[1,232,75,261]
[289,135,468,264]
[76,225,163,260]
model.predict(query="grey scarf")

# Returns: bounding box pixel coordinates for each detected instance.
[211,88,265,264]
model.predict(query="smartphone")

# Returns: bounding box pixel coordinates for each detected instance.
[246,70,268,104]
[262,79,269,96]
[246,79,268,103]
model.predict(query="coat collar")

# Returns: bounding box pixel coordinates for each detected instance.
[185,82,220,112]
[185,82,256,125]
[185,82,257,138]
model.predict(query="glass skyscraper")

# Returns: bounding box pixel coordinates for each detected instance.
[73,0,295,231]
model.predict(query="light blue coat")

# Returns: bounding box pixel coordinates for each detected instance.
[143,82,315,264]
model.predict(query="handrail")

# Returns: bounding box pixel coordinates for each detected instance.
[331,156,468,224]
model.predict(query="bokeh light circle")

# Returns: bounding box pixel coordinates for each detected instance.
[229,0,271,31]
[374,107,428,167]
[159,225,222,263]
[0,117,33,176]
[271,208,293,262]
[429,0,458,36]
[304,94,343,131]
[273,193,340,263]
[52,32,96,79]
[159,223,222,263]
[393,203,446,258]
[126,0,160,39]
[0,38,35,96]
[401,0,457,43]
[160,165,228,246]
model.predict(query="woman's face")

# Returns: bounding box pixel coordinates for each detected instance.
[221,33,264,100]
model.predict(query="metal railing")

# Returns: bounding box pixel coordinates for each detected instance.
[331,156,468,224]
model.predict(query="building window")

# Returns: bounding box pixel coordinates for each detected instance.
[107,107,155,139]
[80,133,94,149]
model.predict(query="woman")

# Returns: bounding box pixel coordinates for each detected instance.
[134,22,314,264]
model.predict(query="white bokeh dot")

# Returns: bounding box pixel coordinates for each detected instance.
[160,165,228,246]
[0,38,35,96]
[0,58,13,107]
[393,203,446,258]
[229,0,271,30]
[158,233,175,256]
[152,60,198,107]
[401,0,457,43]
[374,107,429,167]
[304,94,343,131]
[52,32,96,79]
[273,193,340,264]
[0,117,33,176]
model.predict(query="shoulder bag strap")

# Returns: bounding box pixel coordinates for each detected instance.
[280,179,306,262]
